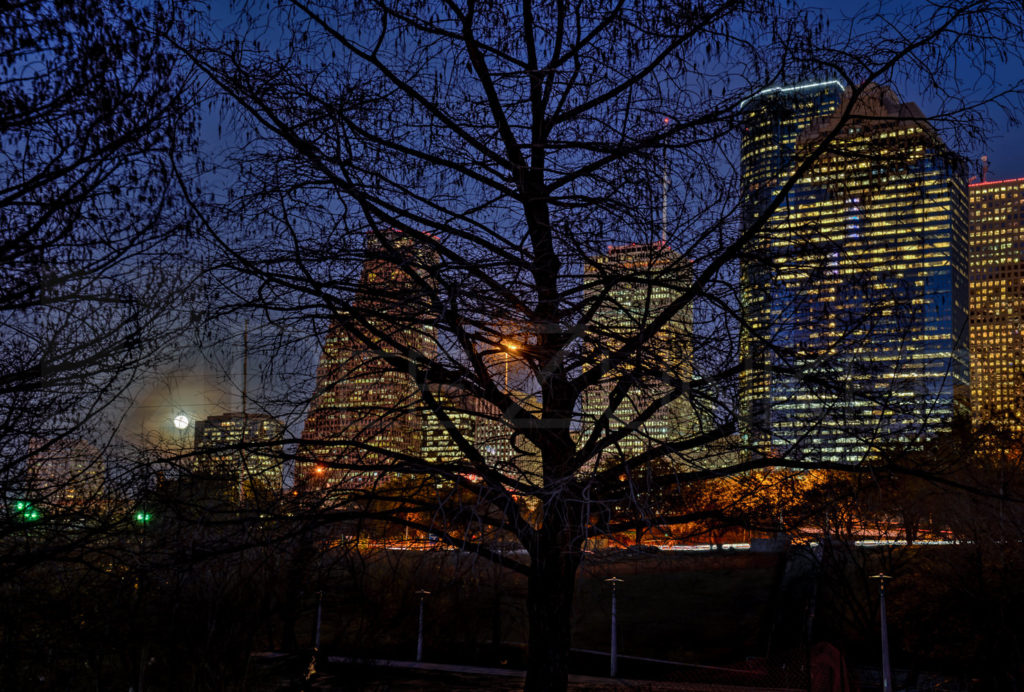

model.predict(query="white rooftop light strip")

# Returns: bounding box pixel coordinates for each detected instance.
[739,79,846,109]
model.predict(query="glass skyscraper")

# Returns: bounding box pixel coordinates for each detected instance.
[740,82,968,464]
[739,80,846,456]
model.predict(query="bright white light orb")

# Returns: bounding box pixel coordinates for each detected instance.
[173,414,189,430]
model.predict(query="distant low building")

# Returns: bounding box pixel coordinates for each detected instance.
[194,412,285,502]
[420,385,542,488]
[26,438,105,508]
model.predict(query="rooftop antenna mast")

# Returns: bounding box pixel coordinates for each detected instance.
[242,319,248,419]
[240,319,249,504]
[981,155,990,183]
[661,117,670,244]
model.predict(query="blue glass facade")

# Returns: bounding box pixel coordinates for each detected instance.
[740,83,968,464]
[739,81,845,455]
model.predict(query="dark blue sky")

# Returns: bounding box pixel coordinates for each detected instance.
[146,0,1024,442]
[809,0,1024,180]
[202,0,1024,180]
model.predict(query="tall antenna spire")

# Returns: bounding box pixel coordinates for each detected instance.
[661,117,670,244]
[242,319,248,419]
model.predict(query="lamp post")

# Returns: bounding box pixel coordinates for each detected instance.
[314,590,323,652]
[415,589,430,662]
[871,573,893,692]
[502,341,517,388]
[605,577,624,677]
[305,590,324,683]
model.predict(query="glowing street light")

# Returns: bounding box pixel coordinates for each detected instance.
[12,500,40,522]
[501,340,518,388]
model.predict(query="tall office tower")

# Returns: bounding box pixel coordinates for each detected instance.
[420,387,478,466]
[740,83,968,464]
[300,229,439,488]
[194,412,285,501]
[582,242,694,465]
[420,386,541,486]
[969,177,1024,432]
[739,80,846,455]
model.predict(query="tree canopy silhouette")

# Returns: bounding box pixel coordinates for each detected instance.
[184,1,1024,689]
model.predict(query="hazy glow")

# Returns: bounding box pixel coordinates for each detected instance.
[173,414,189,429]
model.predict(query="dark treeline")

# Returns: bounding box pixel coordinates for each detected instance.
[3,1,1024,691]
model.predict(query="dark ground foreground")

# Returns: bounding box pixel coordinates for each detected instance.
[3,540,1008,690]
[253,542,997,692]
[250,655,806,691]
[313,547,793,669]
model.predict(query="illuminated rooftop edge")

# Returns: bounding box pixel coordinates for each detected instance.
[739,79,846,110]
[968,176,1024,188]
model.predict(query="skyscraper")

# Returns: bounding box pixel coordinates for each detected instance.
[193,412,285,501]
[740,83,968,464]
[739,79,846,455]
[420,385,541,486]
[582,242,694,465]
[300,229,439,488]
[969,177,1024,431]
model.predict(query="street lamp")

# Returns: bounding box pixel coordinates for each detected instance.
[305,590,324,683]
[314,590,324,651]
[605,577,624,677]
[502,340,518,388]
[871,573,893,692]
[415,589,431,662]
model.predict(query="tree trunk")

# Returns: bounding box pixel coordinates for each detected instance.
[523,527,582,692]
[281,528,315,651]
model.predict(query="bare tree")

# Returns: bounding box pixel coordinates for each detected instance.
[189,1,1024,689]
[0,0,197,569]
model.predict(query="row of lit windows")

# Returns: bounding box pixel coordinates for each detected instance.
[970,179,1024,418]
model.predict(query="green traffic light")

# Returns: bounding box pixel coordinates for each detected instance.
[134,511,153,525]
[12,501,40,522]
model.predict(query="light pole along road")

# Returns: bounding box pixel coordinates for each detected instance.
[415,589,430,662]
[871,573,893,692]
[605,576,624,677]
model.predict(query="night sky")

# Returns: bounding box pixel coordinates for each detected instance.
[810,0,1024,179]
[202,0,1024,177]
[158,0,1024,442]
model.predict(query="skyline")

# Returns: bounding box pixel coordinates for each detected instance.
[8,2,1024,689]
[139,138,1024,458]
